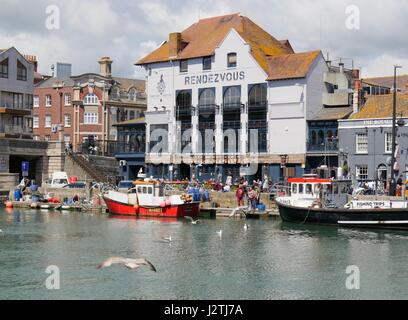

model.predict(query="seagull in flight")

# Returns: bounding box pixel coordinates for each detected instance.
[185,216,201,225]
[97,257,157,272]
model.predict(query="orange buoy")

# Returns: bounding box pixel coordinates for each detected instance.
[5,201,13,209]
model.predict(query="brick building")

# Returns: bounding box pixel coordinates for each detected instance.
[33,57,146,154]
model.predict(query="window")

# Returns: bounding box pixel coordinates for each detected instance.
[203,56,212,71]
[33,96,39,108]
[292,184,297,194]
[199,88,215,107]
[13,93,23,108]
[385,132,392,154]
[44,135,51,142]
[223,86,241,107]
[356,165,368,180]
[129,89,136,101]
[356,133,368,154]
[248,84,267,106]
[64,93,71,106]
[0,58,8,78]
[33,116,39,129]
[84,112,98,124]
[45,95,52,107]
[306,184,313,195]
[45,115,52,128]
[298,184,304,194]
[179,59,188,73]
[129,111,135,120]
[227,53,237,68]
[64,135,71,147]
[33,135,40,141]
[83,93,99,105]
[64,114,71,127]
[17,60,27,81]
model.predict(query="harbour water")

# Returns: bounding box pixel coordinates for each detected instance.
[1,208,408,300]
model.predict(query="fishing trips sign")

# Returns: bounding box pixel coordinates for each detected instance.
[184,71,246,86]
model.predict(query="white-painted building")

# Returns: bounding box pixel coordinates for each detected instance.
[136,14,330,183]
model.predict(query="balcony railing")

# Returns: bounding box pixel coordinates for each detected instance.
[307,139,339,153]
[0,124,33,136]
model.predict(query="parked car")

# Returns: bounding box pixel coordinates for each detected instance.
[49,172,69,188]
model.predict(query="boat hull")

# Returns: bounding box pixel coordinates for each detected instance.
[103,196,200,218]
[277,200,408,230]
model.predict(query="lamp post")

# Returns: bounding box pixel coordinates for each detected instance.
[389,65,403,196]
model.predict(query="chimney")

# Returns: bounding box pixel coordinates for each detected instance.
[168,32,183,59]
[339,62,345,74]
[24,55,38,72]
[99,56,113,77]
[353,80,362,114]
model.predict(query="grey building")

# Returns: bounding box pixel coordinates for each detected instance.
[338,93,408,191]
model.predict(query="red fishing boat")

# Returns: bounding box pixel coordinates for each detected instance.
[103,180,200,218]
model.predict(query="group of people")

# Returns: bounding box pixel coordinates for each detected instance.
[235,184,262,209]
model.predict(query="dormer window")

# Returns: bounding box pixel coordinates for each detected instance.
[179,59,188,73]
[17,60,27,81]
[203,56,212,71]
[227,53,237,68]
[0,58,8,78]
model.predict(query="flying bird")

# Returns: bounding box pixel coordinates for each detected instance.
[185,216,201,225]
[97,257,157,272]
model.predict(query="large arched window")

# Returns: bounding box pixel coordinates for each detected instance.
[83,93,99,105]
[199,88,216,154]
[199,88,215,107]
[248,84,267,153]
[176,90,192,108]
[176,90,192,152]
[223,86,241,107]
[248,84,267,106]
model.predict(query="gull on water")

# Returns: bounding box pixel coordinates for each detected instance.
[162,236,172,243]
[217,230,223,237]
[97,257,157,272]
[244,224,250,230]
[185,216,201,225]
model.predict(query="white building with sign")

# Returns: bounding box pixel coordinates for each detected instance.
[136,14,331,183]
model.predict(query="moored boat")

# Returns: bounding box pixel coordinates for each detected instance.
[103,179,200,218]
[276,177,408,230]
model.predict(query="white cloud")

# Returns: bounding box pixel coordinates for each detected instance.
[0,0,407,78]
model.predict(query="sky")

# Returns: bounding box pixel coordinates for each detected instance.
[1,0,407,79]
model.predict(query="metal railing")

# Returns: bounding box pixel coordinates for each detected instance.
[307,139,339,153]
[0,124,32,135]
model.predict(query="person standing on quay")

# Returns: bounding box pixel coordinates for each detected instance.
[236,185,245,207]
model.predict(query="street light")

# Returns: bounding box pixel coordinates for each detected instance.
[389,65,403,196]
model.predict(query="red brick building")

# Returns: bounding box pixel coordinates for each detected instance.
[33,57,146,153]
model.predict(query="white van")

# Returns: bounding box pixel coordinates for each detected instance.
[50,172,69,188]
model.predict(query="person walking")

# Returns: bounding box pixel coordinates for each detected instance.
[236,185,245,207]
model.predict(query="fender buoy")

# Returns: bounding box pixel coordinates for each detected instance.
[133,204,139,210]
[5,201,13,209]
[160,202,166,208]
[165,200,172,207]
